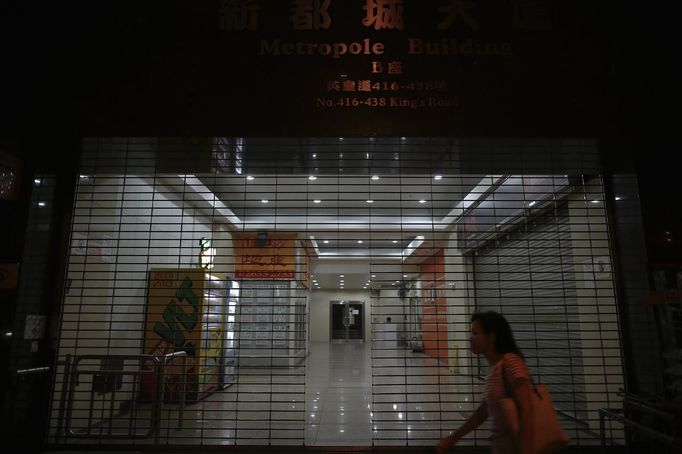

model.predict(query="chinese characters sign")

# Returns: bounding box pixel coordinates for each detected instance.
[234,234,297,279]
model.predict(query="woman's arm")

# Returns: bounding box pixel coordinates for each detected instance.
[436,403,488,453]
[512,380,535,454]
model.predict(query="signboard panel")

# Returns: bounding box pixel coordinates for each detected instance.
[234,233,297,279]
[55,0,605,136]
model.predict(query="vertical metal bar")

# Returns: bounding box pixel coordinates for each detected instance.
[87,379,95,436]
[128,373,138,438]
[108,373,116,436]
[178,355,187,431]
[599,410,606,454]
[55,354,72,443]
[153,358,163,446]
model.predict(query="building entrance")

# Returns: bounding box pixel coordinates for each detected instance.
[330,301,364,341]
[44,137,624,449]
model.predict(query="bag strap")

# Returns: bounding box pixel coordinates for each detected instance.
[500,354,537,399]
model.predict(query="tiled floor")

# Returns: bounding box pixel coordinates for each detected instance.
[57,341,604,448]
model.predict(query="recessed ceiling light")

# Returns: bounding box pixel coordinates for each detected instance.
[38,202,46,207]
[312,154,317,158]
[323,240,329,244]
[615,196,622,201]
[340,275,344,277]
[419,199,427,204]
[371,175,380,180]
[366,199,374,204]
[246,175,255,181]
[528,201,536,207]
[308,175,317,181]
[339,137,344,141]
[34,179,41,184]
[434,175,443,180]
[391,283,395,286]
[366,153,370,159]
[313,199,321,204]
[591,200,600,204]
[403,274,408,278]
[358,240,363,244]
[392,240,398,244]
[79,175,89,179]
[261,199,269,204]
[371,274,376,278]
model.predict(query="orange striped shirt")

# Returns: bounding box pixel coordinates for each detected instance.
[485,352,531,439]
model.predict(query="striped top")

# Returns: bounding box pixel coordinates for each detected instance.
[485,353,531,438]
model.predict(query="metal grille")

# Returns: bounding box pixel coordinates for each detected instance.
[47,137,624,448]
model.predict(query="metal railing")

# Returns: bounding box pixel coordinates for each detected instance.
[599,390,680,453]
[57,351,187,443]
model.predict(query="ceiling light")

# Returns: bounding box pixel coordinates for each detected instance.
[391,283,395,286]
[339,137,344,141]
[313,199,321,204]
[358,240,363,244]
[323,240,329,244]
[366,153,370,159]
[528,201,536,207]
[366,199,374,204]
[401,136,406,140]
[371,274,376,277]
[392,240,398,244]
[34,179,41,184]
[38,202,46,207]
[79,175,89,179]
[591,200,600,204]
[434,175,443,180]
[419,199,427,204]
[312,154,317,158]
[308,175,317,181]
[340,275,344,277]
[371,175,380,180]
[403,274,408,278]
[246,175,255,181]
[261,199,269,204]
[615,196,622,201]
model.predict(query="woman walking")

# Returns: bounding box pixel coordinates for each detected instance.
[436,311,535,454]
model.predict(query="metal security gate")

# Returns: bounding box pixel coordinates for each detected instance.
[472,203,588,421]
[46,137,625,449]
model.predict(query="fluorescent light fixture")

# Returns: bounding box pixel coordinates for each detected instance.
[79,175,89,179]
[402,235,425,261]
[591,200,600,204]
[246,175,255,181]
[340,275,344,277]
[366,199,374,204]
[308,175,317,181]
[313,199,321,204]
[419,199,427,204]
[371,175,380,180]
[528,201,536,207]
[392,240,398,244]
[261,199,269,204]
[434,175,443,180]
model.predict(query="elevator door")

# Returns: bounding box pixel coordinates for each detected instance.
[330,301,364,341]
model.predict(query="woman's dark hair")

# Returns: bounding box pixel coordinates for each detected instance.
[471,311,523,357]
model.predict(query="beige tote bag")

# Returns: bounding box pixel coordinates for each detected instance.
[500,361,571,454]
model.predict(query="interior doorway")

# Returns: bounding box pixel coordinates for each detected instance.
[330,301,364,341]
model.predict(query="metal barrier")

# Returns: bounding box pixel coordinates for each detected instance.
[599,390,679,453]
[59,352,187,443]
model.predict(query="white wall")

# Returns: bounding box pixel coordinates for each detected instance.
[309,289,371,342]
